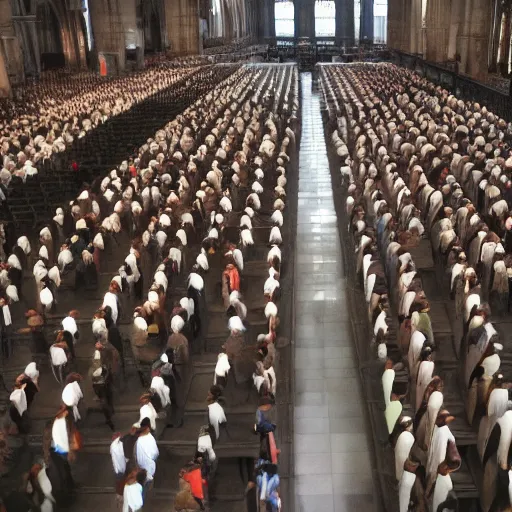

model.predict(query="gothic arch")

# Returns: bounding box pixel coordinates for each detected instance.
[142,0,164,52]
[35,0,63,55]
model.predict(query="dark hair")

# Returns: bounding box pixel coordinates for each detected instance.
[136,469,147,485]
[140,417,151,429]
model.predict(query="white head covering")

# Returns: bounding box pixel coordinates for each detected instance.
[10,388,27,416]
[61,381,83,421]
[150,376,170,408]
[228,315,245,333]
[24,362,39,382]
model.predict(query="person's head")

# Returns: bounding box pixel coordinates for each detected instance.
[140,392,152,405]
[207,384,222,402]
[140,417,151,430]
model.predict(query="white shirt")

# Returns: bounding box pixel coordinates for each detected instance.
[138,403,157,431]
[197,433,216,462]
[123,482,143,512]
[136,433,159,480]
[150,377,170,408]
[51,417,69,453]
[110,438,126,475]
[208,402,227,440]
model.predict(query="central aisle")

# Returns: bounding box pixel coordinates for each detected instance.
[293,73,375,512]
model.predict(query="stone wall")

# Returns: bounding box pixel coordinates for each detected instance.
[387,0,494,82]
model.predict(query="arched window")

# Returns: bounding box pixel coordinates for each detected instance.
[275,1,295,37]
[82,0,93,50]
[315,0,335,37]
[374,0,387,43]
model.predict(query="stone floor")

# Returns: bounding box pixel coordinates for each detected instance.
[293,73,376,512]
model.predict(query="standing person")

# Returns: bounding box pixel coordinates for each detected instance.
[91,362,115,431]
[121,426,140,473]
[46,405,81,505]
[137,393,157,431]
[9,381,28,433]
[107,315,125,378]
[110,433,126,506]
[245,481,258,512]
[23,310,47,357]
[122,468,146,512]
[187,272,207,353]
[167,317,189,428]
[0,297,12,359]
[61,310,80,355]
[61,373,83,422]
[18,363,40,407]
[174,472,201,511]
[135,418,159,496]
[181,463,205,511]
[207,386,228,446]
[196,425,216,479]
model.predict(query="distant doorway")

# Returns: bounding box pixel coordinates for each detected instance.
[36,0,64,69]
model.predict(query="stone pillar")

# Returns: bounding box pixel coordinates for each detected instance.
[0,45,11,98]
[261,0,276,40]
[467,0,492,79]
[425,0,450,63]
[387,0,401,50]
[360,0,374,42]
[166,0,200,55]
[0,0,24,84]
[458,0,473,74]
[410,0,423,54]
[447,0,463,62]
[488,0,503,73]
[67,8,87,69]
[401,0,412,52]
[335,0,355,47]
[295,0,315,39]
[88,0,127,72]
[497,3,511,75]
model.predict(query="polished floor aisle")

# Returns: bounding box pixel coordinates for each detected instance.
[293,73,376,512]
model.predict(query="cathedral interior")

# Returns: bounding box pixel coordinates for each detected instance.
[0,1,512,512]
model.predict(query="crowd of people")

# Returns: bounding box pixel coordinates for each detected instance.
[0,62,298,512]
[0,65,199,184]
[320,62,512,511]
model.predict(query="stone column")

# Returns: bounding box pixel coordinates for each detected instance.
[295,0,315,39]
[88,0,127,72]
[447,0,463,62]
[410,0,423,55]
[401,0,412,52]
[497,2,511,75]
[335,0,355,47]
[360,0,374,42]
[425,0,450,63]
[261,0,276,39]
[165,0,200,55]
[0,45,11,98]
[488,0,503,73]
[67,8,87,69]
[467,0,492,79]
[387,0,402,50]
[458,0,473,74]
[0,0,24,84]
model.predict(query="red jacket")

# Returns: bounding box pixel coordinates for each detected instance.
[183,467,203,499]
